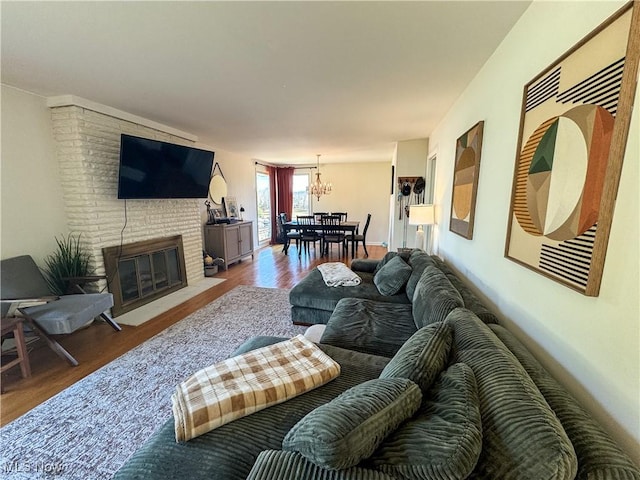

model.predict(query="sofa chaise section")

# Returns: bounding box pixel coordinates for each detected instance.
[113,340,391,480]
[289,267,409,325]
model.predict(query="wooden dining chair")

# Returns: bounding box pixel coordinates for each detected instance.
[279,213,301,253]
[313,212,328,223]
[353,213,372,258]
[321,215,347,257]
[331,212,348,221]
[296,216,320,256]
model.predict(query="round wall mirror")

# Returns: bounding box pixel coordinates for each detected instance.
[209,175,227,204]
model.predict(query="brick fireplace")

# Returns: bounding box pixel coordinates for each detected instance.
[48,98,205,313]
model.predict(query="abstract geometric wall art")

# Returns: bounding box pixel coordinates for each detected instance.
[505,2,639,296]
[450,121,484,239]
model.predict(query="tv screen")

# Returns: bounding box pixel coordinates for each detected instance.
[117,134,214,199]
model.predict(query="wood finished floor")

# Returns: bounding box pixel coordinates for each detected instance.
[0,243,386,426]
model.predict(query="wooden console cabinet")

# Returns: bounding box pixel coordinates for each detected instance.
[204,221,254,270]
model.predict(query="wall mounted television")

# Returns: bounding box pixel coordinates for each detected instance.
[117,134,214,199]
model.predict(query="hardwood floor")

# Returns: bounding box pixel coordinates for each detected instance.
[0,243,386,426]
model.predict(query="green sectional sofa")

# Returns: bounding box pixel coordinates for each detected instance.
[115,251,640,480]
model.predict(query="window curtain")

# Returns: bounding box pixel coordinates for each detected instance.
[266,166,295,245]
[276,167,294,221]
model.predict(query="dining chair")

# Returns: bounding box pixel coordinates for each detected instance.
[296,215,320,256]
[279,213,301,254]
[313,212,328,223]
[331,212,348,221]
[353,213,372,258]
[321,215,347,257]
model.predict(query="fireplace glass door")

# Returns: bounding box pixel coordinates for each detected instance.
[118,248,182,307]
[103,235,188,316]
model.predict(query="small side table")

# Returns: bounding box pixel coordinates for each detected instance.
[1,317,32,389]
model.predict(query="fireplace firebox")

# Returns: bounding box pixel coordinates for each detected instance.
[102,236,187,317]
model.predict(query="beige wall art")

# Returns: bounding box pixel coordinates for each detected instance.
[450,121,484,239]
[505,2,640,296]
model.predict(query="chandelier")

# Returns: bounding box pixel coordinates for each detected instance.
[309,154,332,201]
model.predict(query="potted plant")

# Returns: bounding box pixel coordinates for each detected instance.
[42,233,95,295]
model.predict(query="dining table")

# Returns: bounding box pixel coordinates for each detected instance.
[282,220,360,258]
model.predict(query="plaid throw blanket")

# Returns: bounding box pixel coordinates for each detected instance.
[172,335,341,442]
[317,262,362,287]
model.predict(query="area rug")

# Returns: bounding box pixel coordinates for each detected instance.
[0,286,305,479]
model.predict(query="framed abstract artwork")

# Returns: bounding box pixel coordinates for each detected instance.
[505,2,639,296]
[450,121,484,239]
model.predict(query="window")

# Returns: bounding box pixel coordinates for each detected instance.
[256,172,271,243]
[292,173,310,218]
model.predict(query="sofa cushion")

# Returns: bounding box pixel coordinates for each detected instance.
[374,256,412,296]
[247,450,396,480]
[405,250,438,300]
[321,298,416,358]
[412,266,464,328]
[283,378,422,470]
[379,322,452,392]
[445,308,578,480]
[368,363,482,480]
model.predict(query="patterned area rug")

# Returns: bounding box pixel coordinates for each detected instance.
[0,286,305,479]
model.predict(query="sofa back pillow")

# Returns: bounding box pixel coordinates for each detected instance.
[379,322,452,392]
[283,378,422,470]
[445,308,577,480]
[429,256,499,325]
[490,323,640,480]
[373,255,413,296]
[405,250,438,300]
[373,250,412,275]
[369,362,482,480]
[412,266,464,328]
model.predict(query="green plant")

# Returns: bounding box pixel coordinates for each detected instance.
[43,233,95,295]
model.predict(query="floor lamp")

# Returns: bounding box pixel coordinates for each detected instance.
[409,204,435,253]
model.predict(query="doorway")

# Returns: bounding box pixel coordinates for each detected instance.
[256,171,271,244]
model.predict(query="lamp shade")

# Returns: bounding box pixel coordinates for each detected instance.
[409,204,435,226]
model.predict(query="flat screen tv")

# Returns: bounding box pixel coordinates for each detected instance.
[117,134,214,199]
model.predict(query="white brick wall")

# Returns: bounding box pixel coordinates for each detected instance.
[50,105,205,293]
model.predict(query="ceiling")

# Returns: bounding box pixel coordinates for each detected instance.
[1,1,530,165]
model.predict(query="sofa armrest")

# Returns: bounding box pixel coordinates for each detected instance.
[350,259,379,273]
[247,450,395,480]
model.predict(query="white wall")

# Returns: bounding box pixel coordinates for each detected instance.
[308,161,391,246]
[429,1,639,461]
[1,85,68,263]
[196,147,259,246]
[390,138,429,250]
